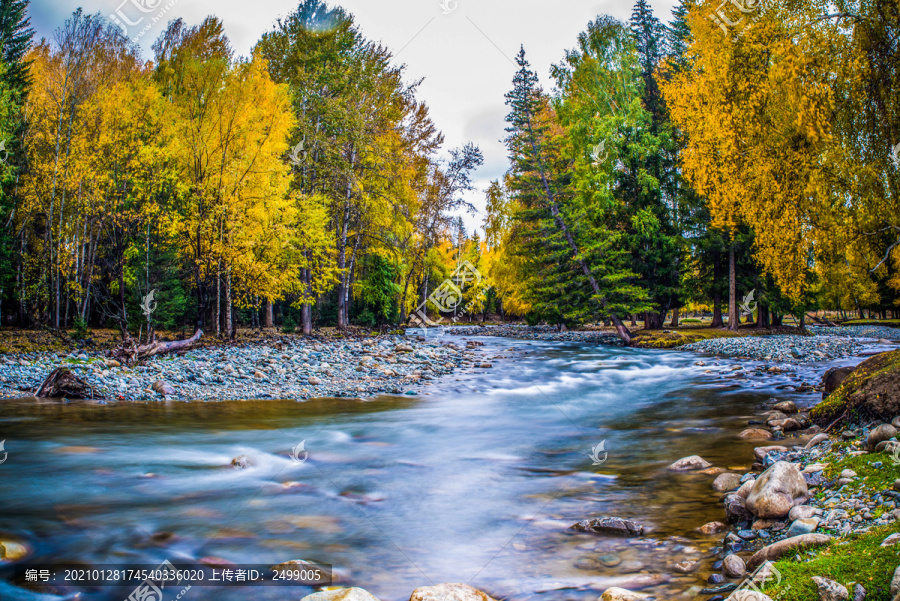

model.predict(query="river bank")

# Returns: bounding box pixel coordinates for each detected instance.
[0,334,499,401]
[1,328,899,601]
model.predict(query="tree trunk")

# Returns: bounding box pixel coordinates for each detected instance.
[224,270,233,339]
[264,299,274,328]
[670,307,680,327]
[728,243,738,331]
[302,268,312,336]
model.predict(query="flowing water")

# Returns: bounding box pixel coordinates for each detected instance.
[0,337,852,600]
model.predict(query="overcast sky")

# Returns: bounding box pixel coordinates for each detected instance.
[28,0,677,233]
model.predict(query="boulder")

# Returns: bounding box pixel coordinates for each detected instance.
[812,351,900,425]
[713,473,743,492]
[667,455,712,471]
[722,553,746,578]
[788,506,820,521]
[745,462,809,518]
[754,446,789,462]
[773,400,798,413]
[881,533,900,547]
[892,565,900,599]
[697,521,727,535]
[409,583,496,601]
[724,493,753,524]
[151,379,176,395]
[747,534,832,569]
[737,479,756,500]
[739,429,773,440]
[867,424,898,452]
[822,365,855,396]
[231,455,250,469]
[812,578,848,601]
[302,588,381,601]
[785,517,820,536]
[570,517,644,537]
[804,433,830,449]
[599,588,651,601]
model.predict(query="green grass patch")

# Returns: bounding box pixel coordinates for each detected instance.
[821,452,900,494]
[631,327,766,349]
[842,319,900,327]
[763,522,900,600]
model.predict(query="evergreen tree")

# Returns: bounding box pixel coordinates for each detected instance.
[505,46,642,343]
[0,0,33,97]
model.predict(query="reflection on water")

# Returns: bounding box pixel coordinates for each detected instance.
[0,338,831,600]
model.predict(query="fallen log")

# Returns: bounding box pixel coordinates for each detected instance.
[111,329,203,367]
[36,368,102,400]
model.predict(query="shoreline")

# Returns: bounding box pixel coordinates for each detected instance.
[0,330,898,600]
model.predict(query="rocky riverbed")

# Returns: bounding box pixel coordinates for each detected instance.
[681,333,886,363]
[0,335,498,401]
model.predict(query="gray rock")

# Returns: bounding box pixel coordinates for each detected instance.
[789,506,820,521]
[570,517,644,537]
[724,494,753,524]
[805,433,830,449]
[746,462,809,519]
[410,583,496,601]
[301,588,381,601]
[852,584,865,601]
[722,553,746,578]
[892,565,900,598]
[151,379,176,395]
[785,517,820,536]
[867,424,898,452]
[599,588,652,601]
[668,455,712,471]
[713,473,743,492]
[812,577,848,601]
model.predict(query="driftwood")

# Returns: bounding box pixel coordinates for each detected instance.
[36,368,101,399]
[806,313,838,327]
[111,329,203,367]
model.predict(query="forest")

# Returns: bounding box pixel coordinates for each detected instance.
[0,0,897,345]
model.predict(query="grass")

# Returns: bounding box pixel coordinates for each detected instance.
[629,325,804,349]
[763,521,900,600]
[819,451,900,498]
[841,319,900,327]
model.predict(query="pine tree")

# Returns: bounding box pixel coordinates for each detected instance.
[505,46,640,343]
[0,0,33,97]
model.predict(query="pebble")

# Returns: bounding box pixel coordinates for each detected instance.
[0,335,483,401]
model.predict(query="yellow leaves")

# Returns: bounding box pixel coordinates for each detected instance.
[662,0,859,302]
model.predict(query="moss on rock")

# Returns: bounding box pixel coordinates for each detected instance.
[810,350,900,426]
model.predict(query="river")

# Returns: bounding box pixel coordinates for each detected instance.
[0,336,854,600]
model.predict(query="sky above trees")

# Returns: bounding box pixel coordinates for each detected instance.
[26,0,677,232]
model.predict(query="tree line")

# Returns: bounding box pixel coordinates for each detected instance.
[0,0,897,343]
[491,0,900,343]
[0,0,497,338]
